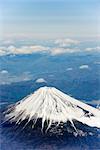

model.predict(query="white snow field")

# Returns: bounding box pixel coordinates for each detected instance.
[5,87,100,131]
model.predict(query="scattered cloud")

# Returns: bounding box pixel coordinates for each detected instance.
[55,38,80,47]
[20,72,33,81]
[66,68,73,71]
[0,70,8,74]
[35,78,47,83]
[0,72,33,85]
[79,65,89,69]
[85,46,100,52]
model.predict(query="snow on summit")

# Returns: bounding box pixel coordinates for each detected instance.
[5,87,100,131]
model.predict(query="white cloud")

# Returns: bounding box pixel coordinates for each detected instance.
[79,65,89,69]
[7,45,49,55]
[51,47,80,55]
[35,78,47,83]
[55,38,80,47]
[66,68,73,71]
[0,45,49,56]
[51,48,66,55]
[0,70,8,74]
[85,46,100,52]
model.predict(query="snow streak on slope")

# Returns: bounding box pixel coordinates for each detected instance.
[5,87,100,131]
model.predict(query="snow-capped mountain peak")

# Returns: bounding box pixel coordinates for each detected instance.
[5,86,100,130]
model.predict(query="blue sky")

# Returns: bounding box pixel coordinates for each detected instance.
[0,0,99,39]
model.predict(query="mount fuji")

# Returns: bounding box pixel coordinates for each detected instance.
[4,86,100,135]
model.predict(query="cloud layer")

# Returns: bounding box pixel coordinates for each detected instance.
[0,39,100,56]
[0,45,49,56]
